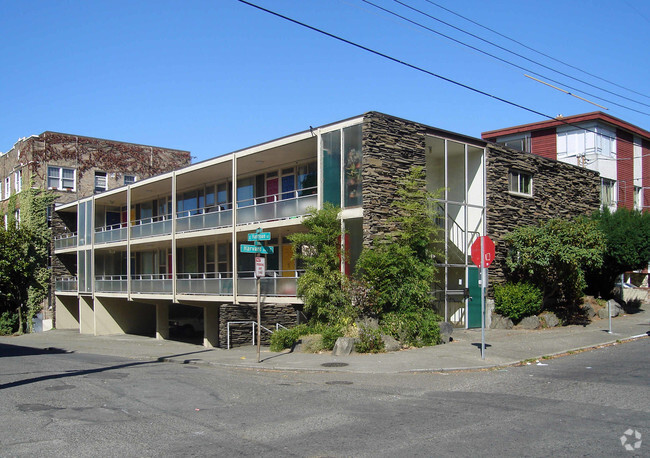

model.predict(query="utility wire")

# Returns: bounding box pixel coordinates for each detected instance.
[423,0,650,101]
[373,0,650,115]
[237,0,648,156]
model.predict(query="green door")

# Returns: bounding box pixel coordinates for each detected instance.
[468,267,482,328]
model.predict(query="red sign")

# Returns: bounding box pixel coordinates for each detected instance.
[255,256,265,278]
[471,236,495,268]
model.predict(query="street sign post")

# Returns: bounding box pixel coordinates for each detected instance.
[471,236,495,360]
[240,244,274,254]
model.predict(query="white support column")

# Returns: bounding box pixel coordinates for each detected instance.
[232,155,238,303]
[126,186,131,301]
[172,172,177,303]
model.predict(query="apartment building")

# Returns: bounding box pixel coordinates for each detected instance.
[482,112,650,212]
[52,112,599,347]
[1,132,191,326]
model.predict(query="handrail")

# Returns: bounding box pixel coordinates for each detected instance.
[226,320,285,349]
[54,231,77,240]
[176,272,233,279]
[235,186,317,208]
[95,222,125,233]
[176,204,231,219]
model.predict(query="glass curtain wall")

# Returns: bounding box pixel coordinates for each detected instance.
[426,136,485,327]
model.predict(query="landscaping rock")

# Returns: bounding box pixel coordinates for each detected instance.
[355,317,379,330]
[332,337,356,356]
[438,321,454,343]
[381,335,401,352]
[518,315,541,330]
[598,300,622,319]
[490,313,513,329]
[581,303,596,319]
[540,312,560,328]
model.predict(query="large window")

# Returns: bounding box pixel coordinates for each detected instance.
[498,134,530,152]
[508,170,533,196]
[4,177,9,198]
[557,124,616,158]
[47,166,76,191]
[601,178,616,208]
[14,170,22,193]
[94,171,107,194]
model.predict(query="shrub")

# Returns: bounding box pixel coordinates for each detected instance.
[269,324,311,352]
[381,309,442,347]
[355,326,385,353]
[0,311,17,336]
[320,326,344,350]
[494,282,543,323]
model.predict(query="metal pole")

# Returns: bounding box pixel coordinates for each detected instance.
[608,300,612,334]
[256,275,261,363]
[480,237,486,360]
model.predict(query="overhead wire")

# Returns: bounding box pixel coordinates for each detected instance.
[237,0,650,158]
[422,0,650,101]
[360,0,650,116]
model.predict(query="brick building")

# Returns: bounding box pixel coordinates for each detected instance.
[52,112,599,346]
[1,132,191,327]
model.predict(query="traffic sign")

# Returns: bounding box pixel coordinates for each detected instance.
[240,244,274,254]
[471,236,495,268]
[248,232,271,241]
[255,256,266,278]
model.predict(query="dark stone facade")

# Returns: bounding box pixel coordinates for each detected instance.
[485,143,601,287]
[218,303,299,348]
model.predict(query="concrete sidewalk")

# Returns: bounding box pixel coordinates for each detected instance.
[1,307,648,374]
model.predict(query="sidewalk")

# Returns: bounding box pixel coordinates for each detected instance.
[1,307,648,374]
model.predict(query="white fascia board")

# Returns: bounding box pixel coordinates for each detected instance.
[55,200,79,211]
[176,153,232,177]
[129,170,174,189]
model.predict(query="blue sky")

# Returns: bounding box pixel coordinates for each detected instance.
[1,0,648,162]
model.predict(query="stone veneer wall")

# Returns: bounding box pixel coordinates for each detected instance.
[218,303,299,348]
[485,143,601,288]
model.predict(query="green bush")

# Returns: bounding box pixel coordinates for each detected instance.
[355,326,384,353]
[494,282,543,322]
[381,309,442,347]
[320,326,344,350]
[0,311,17,336]
[269,324,311,352]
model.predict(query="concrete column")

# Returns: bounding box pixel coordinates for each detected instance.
[94,296,126,336]
[79,296,94,334]
[55,296,79,330]
[204,304,219,348]
[156,303,170,340]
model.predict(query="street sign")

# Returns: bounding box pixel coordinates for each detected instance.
[248,232,271,241]
[471,236,495,268]
[255,256,265,278]
[240,244,274,254]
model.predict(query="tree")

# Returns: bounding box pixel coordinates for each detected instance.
[503,218,605,316]
[288,203,352,325]
[588,208,650,296]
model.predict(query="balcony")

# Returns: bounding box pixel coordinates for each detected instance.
[54,232,77,250]
[55,276,77,292]
[176,272,233,295]
[236,188,317,225]
[95,223,127,244]
[131,215,172,239]
[176,206,232,233]
[95,275,128,293]
[237,270,302,297]
[131,274,172,294]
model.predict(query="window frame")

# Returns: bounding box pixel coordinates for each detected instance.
[47,166,77,191]
[601,178,616,208]
[124,174,136,186]
[94,171,108,194]
[508,170,533,196]
[14,170,22,193]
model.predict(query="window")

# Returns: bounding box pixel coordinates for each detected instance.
[14,170,22,193]
[601,178,616,208]
[4,177,9,198]
[47,166,76,191]
[508,170,532,196]
[498,134,530,153]
[124,175,136,186]
[634,186,642,210]
[14,209,20,228]
[3,214,7,230]
[557,124,616,158]
[94,171,107,194]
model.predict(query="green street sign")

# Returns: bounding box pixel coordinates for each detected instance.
[240,244,274,254]
[248,232,271,241]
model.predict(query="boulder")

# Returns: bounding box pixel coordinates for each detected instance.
[332,337,356,356]
[518,315,541,330]
[582,303,596,319]
[490,313,513,330]
[540,312,560,328]
[355,316,379,330]
[598,301,622,319]
[381,335,401,352]
[438,321,454,343]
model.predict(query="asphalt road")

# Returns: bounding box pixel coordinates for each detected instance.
[0,339,647,457]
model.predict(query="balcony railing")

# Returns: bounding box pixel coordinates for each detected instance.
[95,275,128,293]
[95,223,127,244]
[131,274,172,294]
[176,272,233,295]
[55,276,77,292]
[54,232,77,250]
[176,206,232,233]
[237,270,302,297]
[236,188,317,225]
[131,215,172,239]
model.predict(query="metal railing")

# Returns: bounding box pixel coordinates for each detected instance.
[237,270,303,297]
[176,272,233,295]
[226,321,286,349]
[54,232,77,250]
[95,223,127,244]
[176,206,232,233]
[131,273,172,294]
[236,187,317,225]
[131,215,172,239]
[55,276,77,292]
[95,275,128,293]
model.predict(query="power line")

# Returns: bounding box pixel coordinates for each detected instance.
[369,0,650,116]
[237,0,648,155]
[422,0,650,101]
